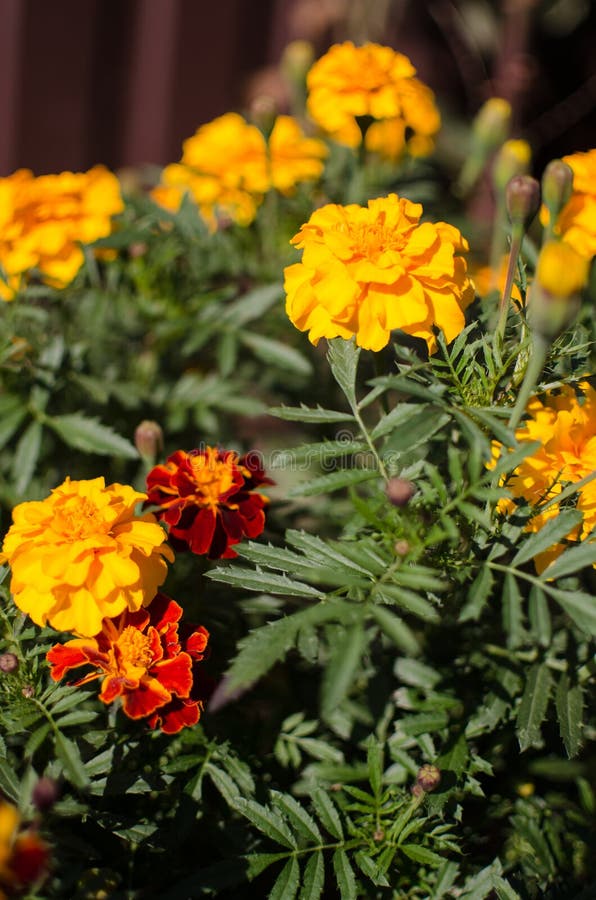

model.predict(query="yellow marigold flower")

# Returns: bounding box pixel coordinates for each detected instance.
[0,166,123,300]
[492,382,596,573]
[306,41,440,155]
[543,148,596,257]
[535,240,589,297]
[284,193,474,352]
[152,113,326,227]
[0,477,173,637]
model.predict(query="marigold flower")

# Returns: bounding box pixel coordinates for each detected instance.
[492,382,596,572]
[0,166,123,300]
[541,149,596,257]
[0,477,173,637]
[145,447,271,559]
[284,193,474,352]
[46,593,209,733]
[306,41,440,156]
[152,113,326,227]
[0,800,49,897]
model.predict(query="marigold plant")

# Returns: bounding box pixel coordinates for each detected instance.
[306,41,440,155]
[145,447,271,558]
[46,593,209,734]
[0,477,173,637]
[0,166,123,300]
[284,193,474,352]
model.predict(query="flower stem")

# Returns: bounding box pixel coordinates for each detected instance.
[496,222,523,344]
[507,333,548,432]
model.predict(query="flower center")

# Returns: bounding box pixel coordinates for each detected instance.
[53,497,107,541]
[116,626,154,670]
[189,450,236,506]
[347,219,403,259]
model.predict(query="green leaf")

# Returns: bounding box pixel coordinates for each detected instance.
[0,759,20,802]
[246,853,289,880]
[381,409,450,454]
[459,566,493,622]
[516,663,552,752]
[271,791,322,843]
[327,338,360,408]
[207,566,325,598]
[12,419,42,493]
[54,732,90,789]
[370,403,426,441]
[286,531,374,577]
[332,850,358,900]
[555,674,583,758]
[222,283,283,327]
[502,573,524,649]
[311,789,343,839]
[528,584,551,646]
[206,763,242,807]
[511,509,583,567]
[401,844,445,867]
[369,605,420,655]
[353,852,390,887]
[269,857,300,900]
[321,622,366,720]
[437,733,469,779]
[241,333,312,377]
[268,405,355,424]
[271,440,365,468]
[491,441,542,477]
[46,414,139,459]
[375,585,441,623]
[431,860,460,899]
[547,588,596,636]
[367,737,383,798]
[0,403,27,450]
[234,798,297,849]
[288,468,378,497]
[299,852,325,900]
[540,537,596,581]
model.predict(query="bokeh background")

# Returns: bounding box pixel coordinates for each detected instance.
[1,0,596,177]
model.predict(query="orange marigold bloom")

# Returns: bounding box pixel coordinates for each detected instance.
[46,593,209,734]
[145,447,271,559]
[492,382,596,573]
[284,193,474,352]
[0,800,49,898]
[0,477,173,637]
[152,113,327,227]
[540,149,596,258]
[306,41,440,155]
[0,166,123,300]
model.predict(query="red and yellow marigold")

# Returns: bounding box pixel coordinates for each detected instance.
[0,166,123,300]
[306,41,440,156]
[152,113,327,227]
[0,801,48,898]
[0,477,173,637]
[145,447,271,559]
[492,382,596,572]
[47,593,209,734]
[284,193,474,352]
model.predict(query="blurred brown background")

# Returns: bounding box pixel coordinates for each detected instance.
[1,0,595,177]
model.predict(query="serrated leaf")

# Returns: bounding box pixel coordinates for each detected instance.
[516,663,552,752]
[286,531,374,577]
[271,440,365,468]
[241,333,312,377]
[0,404,27,450]
[555,674,583,758]
[269,856,300,900]
[381,409,450,454]
[235,798,297,849]
[299,852,325,900]
[268,405,355,424]
[369,605,420,655]
[12,419,42,493]
[502,573,524,649]
[332,850,358,900]
[460,566,493,622]
[46,414,139,459]
[206,763,242,807]
[547,588,596,636]
[327,338,360,408]
[0,759,20,802]
[354,852,390,887]
[54,732,90,789]
[401,844,445,867]
[321,622,366,720]
[528,584,551,646]
[271,791,322,843]
[431,860,460,899]
[311,789,343,839]
[437,733,469,778]
[375,585,441,623]
[246,853,289,880]
[207,566,325,598]
[367,738,383,798]
[223,283,283,327]
[370,403,426,441]
[511,509,583,567]
[541,538,596,581]
[492,441,541,477]
[288,468,378,497]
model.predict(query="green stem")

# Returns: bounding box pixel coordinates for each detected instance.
[351,403,389,482]
[496,223,523,344]
[507,334,548,432]
[488,197,508,293]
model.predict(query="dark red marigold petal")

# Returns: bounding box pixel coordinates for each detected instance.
[147,697,202,734]
[120,677,172,719]
[185,626,209,660]
[152,653,193,698]
[183,506,217,555]
[10,832,49,887]
[147,593,183,631]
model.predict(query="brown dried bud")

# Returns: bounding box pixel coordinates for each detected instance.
[21,685,35,698]
[0,652,19,673]
[134,420,164,463]
[506,175,541,228]
[394,540,410,556]
[416,764,441,793]
[386,478,415,507]
[373,827,385,842]
[410,783,425,798]
[32,776,60,812]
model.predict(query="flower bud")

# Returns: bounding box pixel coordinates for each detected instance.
[394,539,410,556]
[21,685,35,698]
[281,40,315,86]
[0,652,19,673]
[529,240,589,340]
[415,764,441,793]
[134,420,164,463]
[506,175,541,228]
[386,478,415,507]
[472,98,512,152]
[32,776,59,812]
[493,139,532,192]
[541,159,574,223]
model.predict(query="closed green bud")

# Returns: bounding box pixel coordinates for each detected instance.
[542,159,574,223]
[506,175,541,228]
[472,98,512,152]
[493,139,532,193]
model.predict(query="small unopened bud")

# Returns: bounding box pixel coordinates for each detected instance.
[528,240,588,341]
[394,540,410,556]
[416,764,441,793]
[373,827,385,842]
[21,685,35,698]
[32,776,59,812]
[410,783,425,798]
[472,98,512,151]
[506,175,541,228]
[134,420,164,463]
[386,478,415,507]
[493,139,532,192]
[542,159,574,223]
[0,652,19,673]
[281,40,315,85]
